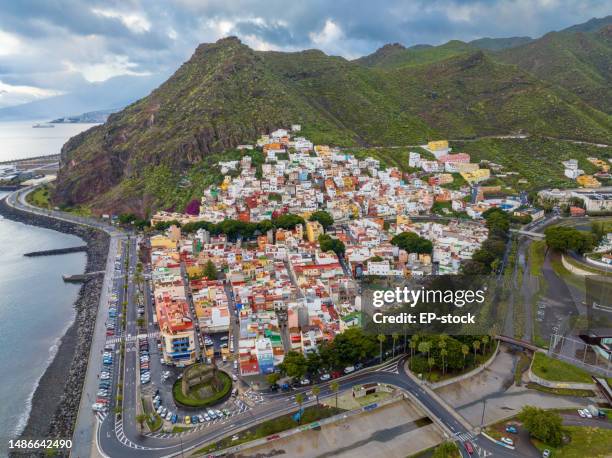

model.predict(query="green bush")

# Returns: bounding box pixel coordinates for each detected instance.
[172,371,232,408]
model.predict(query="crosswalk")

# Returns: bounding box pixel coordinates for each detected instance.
[376,360,400,374]
[455,431,474,442]
[114,419,161,450]
[106,331,160,345]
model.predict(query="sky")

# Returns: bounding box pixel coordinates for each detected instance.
[0,0,610,108]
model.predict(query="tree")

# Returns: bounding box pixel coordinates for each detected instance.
[461,344,469,369]
[440,349,448,375]
[318,234,346,256]
[309,211,334,230]
[427,356,436,376]
[472,339,481,359]
[312,386,321,406]
[279,351,308,380]
[273,213,305,230]
[391,232,433,254]
[266,372,281,387]
[418,341,432,360]
[306,351,322,375]
[391,333,399,358]
[203,260,218,280]
[377,334,386,362]
[330,381,340,408]
[482,335,490,354]
[519,406,563,447]
[432,441,459,458]
[545,225,594,254]
[135,413,147,431]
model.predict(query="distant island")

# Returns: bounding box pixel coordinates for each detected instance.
[51,108,116,124]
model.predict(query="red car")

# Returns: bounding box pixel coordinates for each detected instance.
[464,441,474,455]
[331,371,341,379]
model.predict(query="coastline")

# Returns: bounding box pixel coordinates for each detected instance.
[0,198,109,451]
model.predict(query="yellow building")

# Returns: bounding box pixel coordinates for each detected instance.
[150,234,178,250]
[219,176,232,192]
[460,168,491,184]
[427,140,449,151]
[306,220,324,243]
[576,175,601,188]
[587,158,609,172]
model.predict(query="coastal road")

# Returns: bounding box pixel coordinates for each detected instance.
[96,354,523,458]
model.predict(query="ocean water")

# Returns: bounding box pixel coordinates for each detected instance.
[0,121,98,161]
[0,119,94,455]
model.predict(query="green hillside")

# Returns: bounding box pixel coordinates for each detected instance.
[498,25,612,113]
[54,34,612,216]
[469,36,533,51]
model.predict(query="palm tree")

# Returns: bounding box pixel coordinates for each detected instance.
[427,357,435,377]
[330,381,340,409]
[418,341,431,361]
[391,333,399,358]
[312,386,321,407]
[482,335,490,354]
[438,339,447,373]
[440,348,448,375]
[472,339,481,360]
[461,344,469,369]
[377,334,386,362]
[135,413,147,432]
[409,335,419,369]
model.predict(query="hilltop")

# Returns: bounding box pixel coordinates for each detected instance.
[54,23,612,216]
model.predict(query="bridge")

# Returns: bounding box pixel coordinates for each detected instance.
[510,228,545,239]
[496,335,540,352]
[593,377,612,405]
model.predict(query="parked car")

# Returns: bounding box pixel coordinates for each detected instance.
[505,425,518,434]
[185,416,191,425]
[501,437,514,446]
[191,415,198,424]
[542,449,551,458]
[578,409,587,418]
[320,373,331,381]
[165,411,173,421]
[300,379,310,385]
[198,414,205,423]
[344,366,355,374]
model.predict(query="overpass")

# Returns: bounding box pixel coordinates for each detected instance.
[510,228,545,239]
[496,335,539,352]
[594,377,612,405]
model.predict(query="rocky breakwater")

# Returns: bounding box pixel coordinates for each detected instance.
[0,198,109,454]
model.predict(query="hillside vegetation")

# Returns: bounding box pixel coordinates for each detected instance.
[54,19,612,216]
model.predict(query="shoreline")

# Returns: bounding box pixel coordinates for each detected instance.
[0,198,109,452]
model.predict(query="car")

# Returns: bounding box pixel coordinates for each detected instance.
[96,398,109,404]
[232,374,238,381]
[300,379,310,385]
[584,410,593,418]
[203,414,211,422]
[198,414,205,423]
[161,407,167,416]
[215,409,223,418]
[97,390,109,396]
[464,441,474,455]
[92,403,106,412]
[171,414,178,424]
[501,437,514,446]
[191,415,198,424]
[232,388,238,397]
[355,363,364,370]
[578,409,587,418]
[165,411,173,421]
[100,373,110,380]
[222,409,230,416]
[542,449,551,458]
[320,373,331,381]
[505,425,518,434]
[220,336,229,341]
[344,366,355,374]
[207,409,216,419]
[141,378,151,384]
[157,405,164,414]
[185,416,191,425]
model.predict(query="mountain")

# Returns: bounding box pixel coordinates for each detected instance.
[353,40,475,68]
[469,36,533,51]
[54,36,612,216]
[560,15,612,33]
[497,24,612,113]
[0,73,167,121]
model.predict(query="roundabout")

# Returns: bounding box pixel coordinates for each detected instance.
[172,364,233,409]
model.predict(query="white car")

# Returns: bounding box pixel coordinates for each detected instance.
[501,437,514,446]
[300,379,310,385]
[198,414,205,423]
[320,373,331,381]
[584,410,593,418]
[100,373,110,380]
[92,403,106,412]
[578,409,587,418]
[344,366,355,374]
[165,411,173,421]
